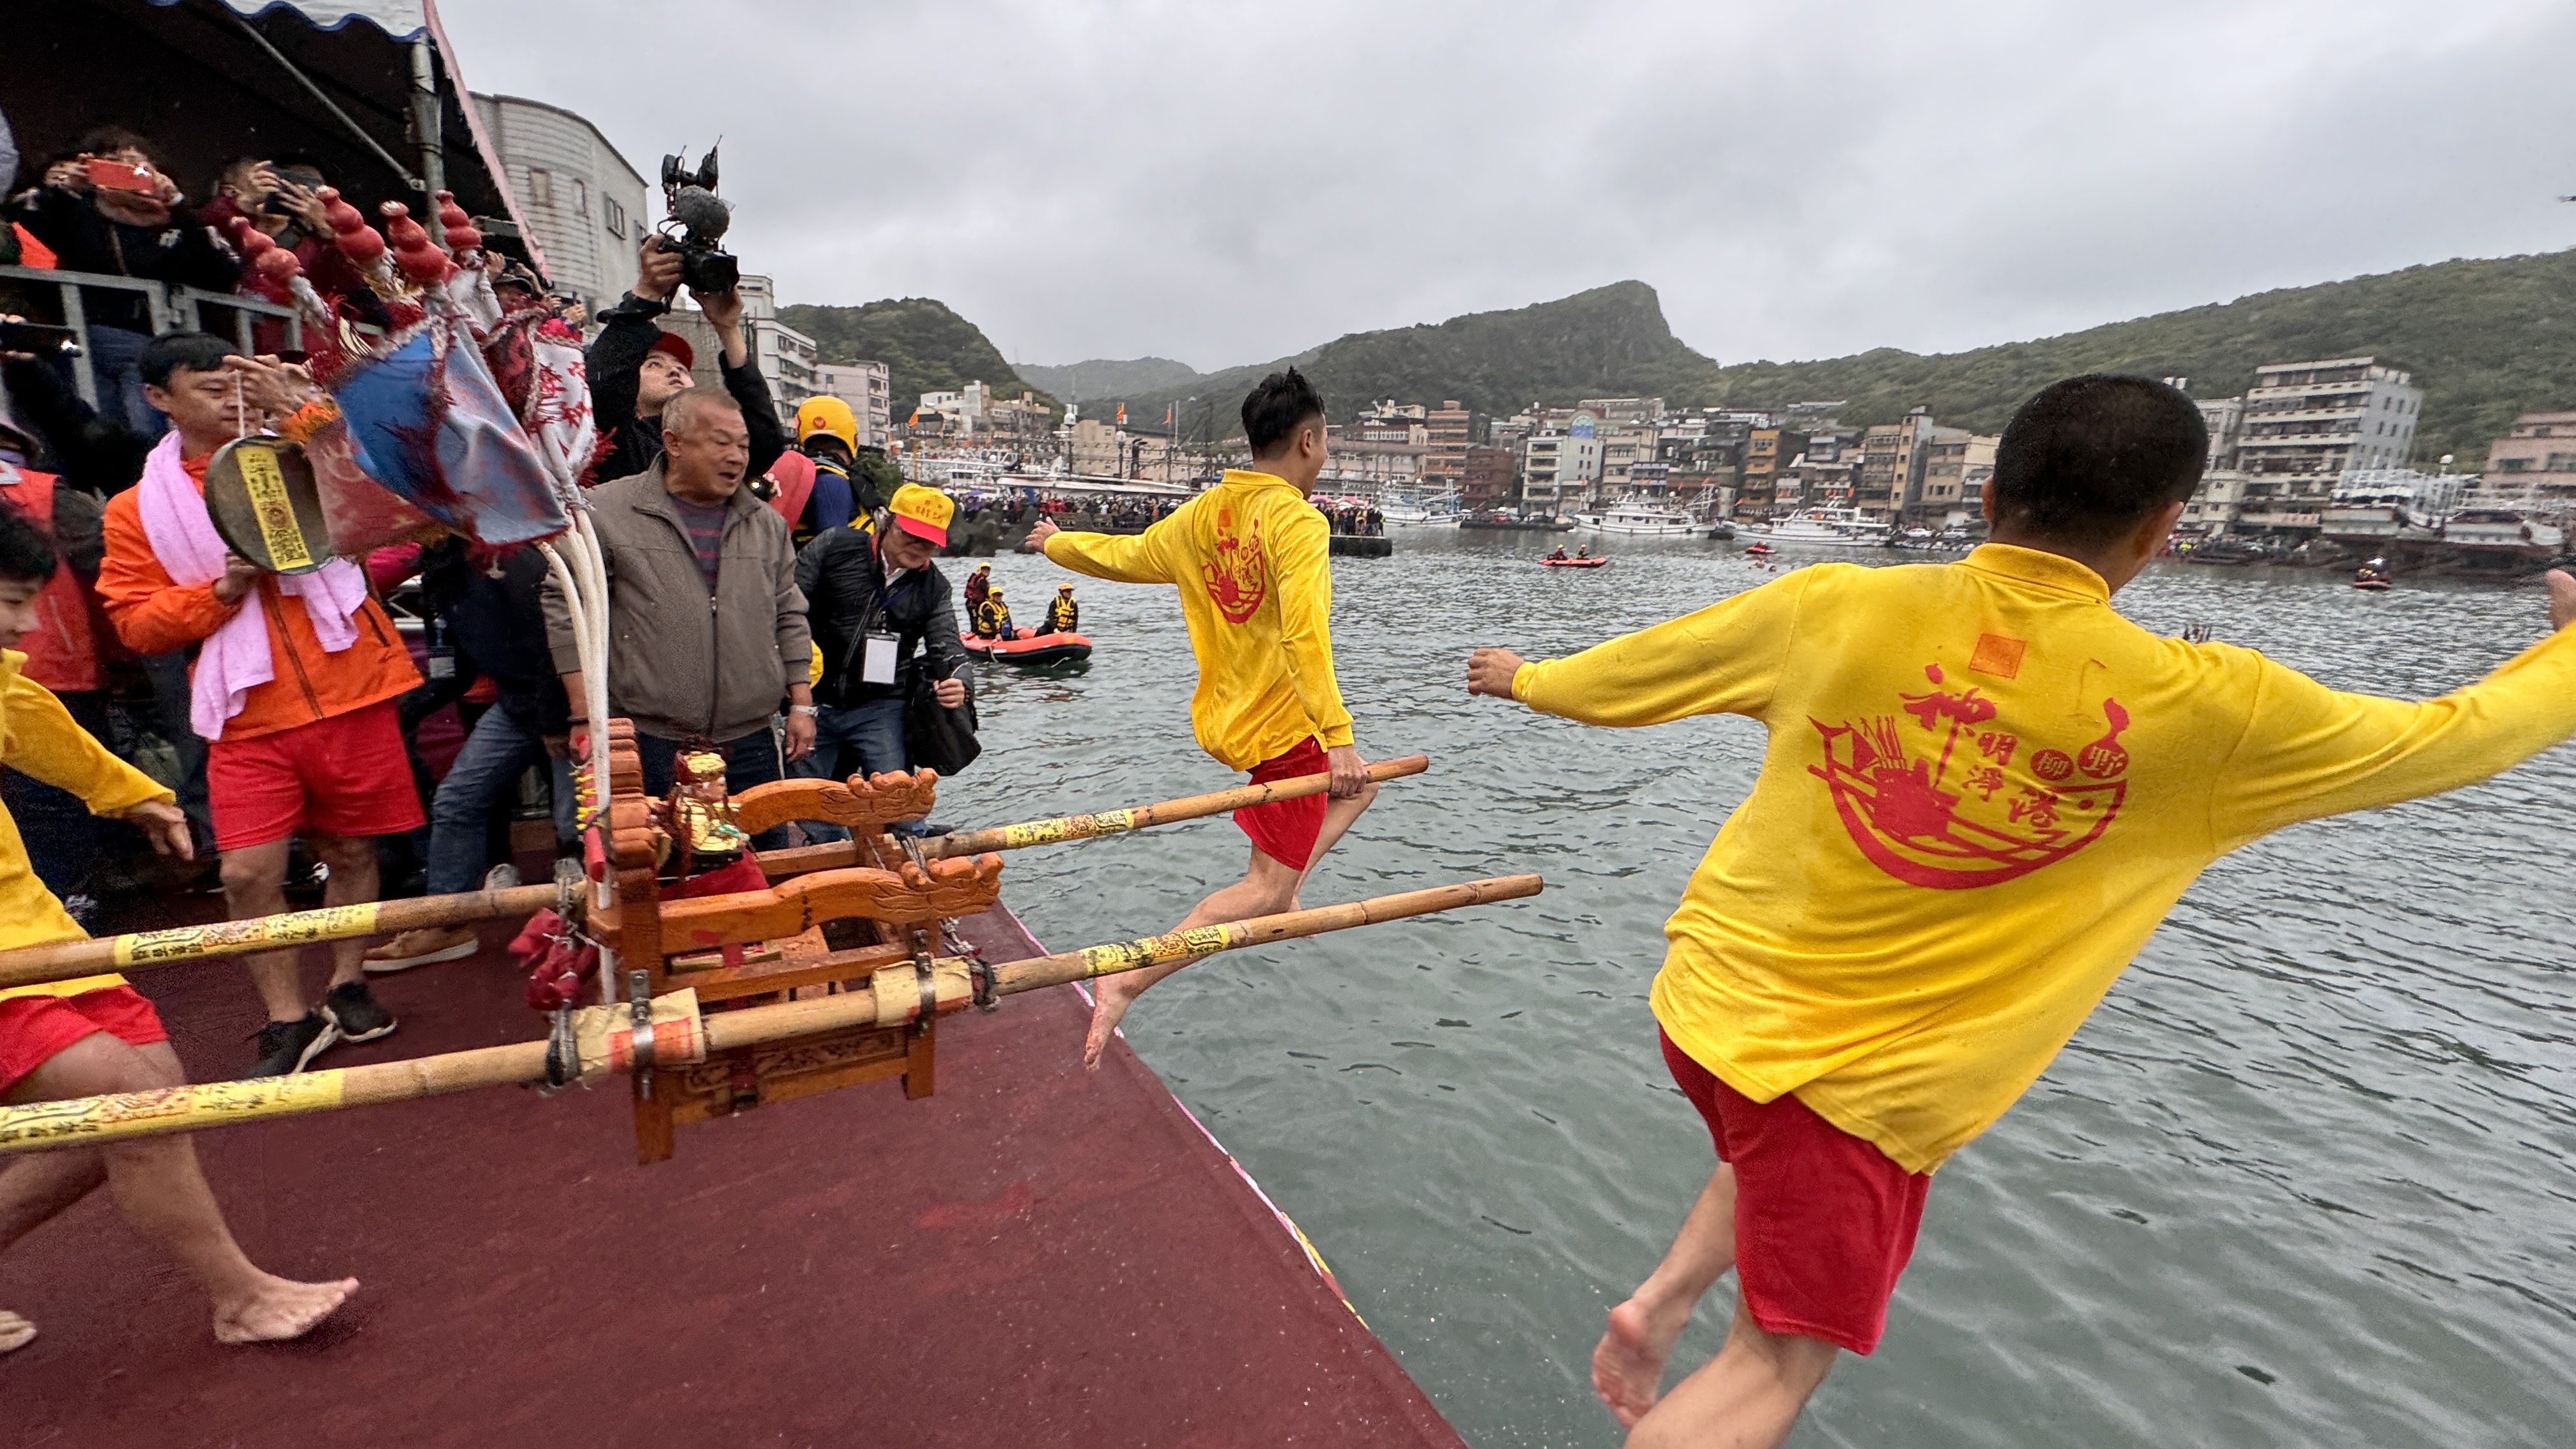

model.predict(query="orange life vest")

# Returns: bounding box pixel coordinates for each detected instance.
[0,465,102,693]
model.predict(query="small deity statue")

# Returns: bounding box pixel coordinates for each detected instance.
[665,747,751,866]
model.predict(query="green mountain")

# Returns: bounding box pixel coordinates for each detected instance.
[1078,280,1724,436]
[778,298,1057,420]
[1703,247,2576,466]
[1018,356,1204,400]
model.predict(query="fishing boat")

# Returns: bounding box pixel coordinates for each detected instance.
[1747,507,1892,548]
[1379,487,1462,528]
[1572,503,1698,536]
[2439,509,2566,569]
[962,628,1094,668]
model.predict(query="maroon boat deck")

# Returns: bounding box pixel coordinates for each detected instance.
[3,906,1468,1448]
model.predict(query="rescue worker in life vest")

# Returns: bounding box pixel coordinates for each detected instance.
[1038,584,1078,636]
[790,396,864,544]
[972,587,1015,640]
[963,563,993,616]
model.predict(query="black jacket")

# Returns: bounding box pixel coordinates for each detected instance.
[0,355,151,496]
[585,291,785,484]
[419,539,574,736]
[3,188,239,333]
[796,519,970,708]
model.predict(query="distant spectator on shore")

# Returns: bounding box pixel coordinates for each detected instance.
[544,388,812,842]
[96,334,422,1078]
[3,130,237,438]
[586,238,782,484]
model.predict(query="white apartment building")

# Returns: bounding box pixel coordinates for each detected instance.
[815,361,891,449]
[2182,394,2249,533]
[656,274,820,433]
[2233,356,2421,529]
[469,93,649,318]
[1522,414,1602,514]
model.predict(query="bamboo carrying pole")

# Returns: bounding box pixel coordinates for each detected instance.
[0,875,1542,1154]
[0,758,1436,989]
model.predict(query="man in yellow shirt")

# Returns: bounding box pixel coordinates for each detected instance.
[0,509,355,1353]
[1029,369,1376,1068]
[1467,376,2576,1447]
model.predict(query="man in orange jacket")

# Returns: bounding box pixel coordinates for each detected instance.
[97,335,420,1077]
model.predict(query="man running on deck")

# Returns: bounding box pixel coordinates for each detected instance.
[0,506,355,1353]
[1029,368,1376,1069]
[1466,374,2576,1448]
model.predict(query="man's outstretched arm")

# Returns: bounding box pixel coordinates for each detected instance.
[2214,569,2576,846]
[1467,571,1816,726]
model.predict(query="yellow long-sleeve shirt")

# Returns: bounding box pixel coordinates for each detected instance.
[1513,544,2576,1173]
[1044,470,1354,770]
[0,650,174,999]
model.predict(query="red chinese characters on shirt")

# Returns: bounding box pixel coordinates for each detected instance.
[1200,507,1268,624]
[1808,662,2133,889]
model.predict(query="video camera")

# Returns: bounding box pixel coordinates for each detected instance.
[654,144,738,296]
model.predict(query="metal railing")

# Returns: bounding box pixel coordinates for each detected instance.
[0,265,303,405]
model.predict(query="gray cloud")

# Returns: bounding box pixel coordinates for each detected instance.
[437,0,2576,371]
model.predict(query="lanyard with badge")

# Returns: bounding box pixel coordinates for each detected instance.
[859,528,921,686]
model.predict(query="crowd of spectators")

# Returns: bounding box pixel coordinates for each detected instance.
[1319,499,1384,536]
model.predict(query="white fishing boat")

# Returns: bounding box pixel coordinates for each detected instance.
[1379,487,1462,528]
[1748,507,1893,547]
[2439,509,2566,560]
[1572,503,1699,536]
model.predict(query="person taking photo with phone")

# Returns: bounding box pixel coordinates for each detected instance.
[1,129,236,438]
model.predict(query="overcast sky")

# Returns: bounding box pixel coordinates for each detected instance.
[440,0,2576,374]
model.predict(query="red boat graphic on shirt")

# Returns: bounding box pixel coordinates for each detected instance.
[1808,664,2131,889]
[1200,509,1268,624]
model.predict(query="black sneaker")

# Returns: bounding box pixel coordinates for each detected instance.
[323,981,399,1045]
[249,1013,340,1077]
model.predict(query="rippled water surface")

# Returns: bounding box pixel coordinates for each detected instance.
[934,531,2576,1448]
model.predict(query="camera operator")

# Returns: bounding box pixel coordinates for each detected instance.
[585,237,783,484]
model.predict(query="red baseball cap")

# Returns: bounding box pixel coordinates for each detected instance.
[647,330,694,369]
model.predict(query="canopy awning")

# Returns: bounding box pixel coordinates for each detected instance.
[9,0,541,277]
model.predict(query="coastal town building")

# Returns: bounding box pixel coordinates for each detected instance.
[656,274,821,433]
[1423,400,1473,493]
[2469,411,2576,514]
[468,93,648,320]
[2232,356,2421,531]
[1460,445,1516,509]
[814,361,892,449]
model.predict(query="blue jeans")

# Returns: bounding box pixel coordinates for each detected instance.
[424,707,577,896]
[1,690,114,894]
[82,325,168,441]
[633,726,790,851]
[786,697,909,843]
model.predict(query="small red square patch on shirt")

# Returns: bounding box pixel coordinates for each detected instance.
[1968,632,2026,679]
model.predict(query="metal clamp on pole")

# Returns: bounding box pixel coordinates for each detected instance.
[626,967,657,1098]
[908,925,938,1029]
[541,1006,578,1091]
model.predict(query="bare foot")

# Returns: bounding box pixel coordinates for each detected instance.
[0,1308,33,1353]
[211,1274,358,1344]
[1082,976,1146,1072]
[1592,1294,1689,1429]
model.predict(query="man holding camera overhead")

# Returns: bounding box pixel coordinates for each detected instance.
[585,236,784,485]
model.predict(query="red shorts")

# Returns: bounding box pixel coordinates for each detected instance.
[208,700,425,852]
[1234,737,1330,871]
[1660,1029,1930,1355]
[0,986,169,1096]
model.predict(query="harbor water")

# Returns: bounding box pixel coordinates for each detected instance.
[937,530,2576,1448]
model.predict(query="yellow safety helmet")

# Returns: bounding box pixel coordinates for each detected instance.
[795,395,859,454]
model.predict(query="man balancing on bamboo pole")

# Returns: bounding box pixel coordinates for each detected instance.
[0,507,354,1354]
[1468,374,2576,1448]
[1027,368,1376,1069]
